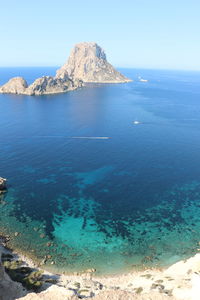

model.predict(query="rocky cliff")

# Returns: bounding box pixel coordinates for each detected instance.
[56,42,131,83]
[0,75,82,96]
[0,42,131,95]
[0,246,27,300]
[26,76,82,96]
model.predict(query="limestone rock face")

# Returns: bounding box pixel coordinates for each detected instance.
[26,76,82,96]
[56,42,131,83]
[17,289,176,300]
[17,285,78,300]
[0,77,28,94]
[0,248,26,300]
[0,267,26,300]
[93,291,176,300]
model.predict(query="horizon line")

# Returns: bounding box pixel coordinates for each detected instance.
[0,66,200,73]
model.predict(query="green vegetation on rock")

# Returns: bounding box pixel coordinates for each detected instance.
[2,258,44,291]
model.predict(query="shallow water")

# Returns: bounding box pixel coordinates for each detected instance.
[1,67,200,274]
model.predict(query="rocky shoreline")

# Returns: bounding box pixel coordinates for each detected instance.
[1,232,200,300]
[0,181,199,300]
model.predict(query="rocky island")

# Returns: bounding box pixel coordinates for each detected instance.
[0,42,131,96]
[56,42,131,83]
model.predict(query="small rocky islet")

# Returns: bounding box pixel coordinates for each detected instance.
[0,42,131,96]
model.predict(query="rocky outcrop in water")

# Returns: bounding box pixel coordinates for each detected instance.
[0,177,7,191]
[0,75,82,96]
[0,77,28,94]
[56,42,131,83]
[26,76,82,96]
[0,42,131,96]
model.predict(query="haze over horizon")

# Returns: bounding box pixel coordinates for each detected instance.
[1,0,200,71]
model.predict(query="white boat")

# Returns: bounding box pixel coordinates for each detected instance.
[133,120,140,125]
[138,76,148,82]
[139,78,148,82]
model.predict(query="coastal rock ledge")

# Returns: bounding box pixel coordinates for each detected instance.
[0,42,131,96]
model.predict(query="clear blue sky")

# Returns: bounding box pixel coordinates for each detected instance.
[1,0,200,70]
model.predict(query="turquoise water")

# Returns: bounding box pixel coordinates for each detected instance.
[1,68,200,274]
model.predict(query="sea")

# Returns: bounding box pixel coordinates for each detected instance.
[1,67,200,275]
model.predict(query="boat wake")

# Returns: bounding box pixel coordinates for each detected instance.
[27,136,111,140]
[71,136,111,140]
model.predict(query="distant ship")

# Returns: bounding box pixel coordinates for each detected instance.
[138,76,148,82]
[133,120,140,125]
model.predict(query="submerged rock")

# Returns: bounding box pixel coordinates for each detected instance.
[56,42,131,83]
[39,233,45,239]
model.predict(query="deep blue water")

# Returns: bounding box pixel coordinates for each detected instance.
[1,67,200,274]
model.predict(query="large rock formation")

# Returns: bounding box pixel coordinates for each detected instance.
[0,42,131,96]
[56,42,131,83]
